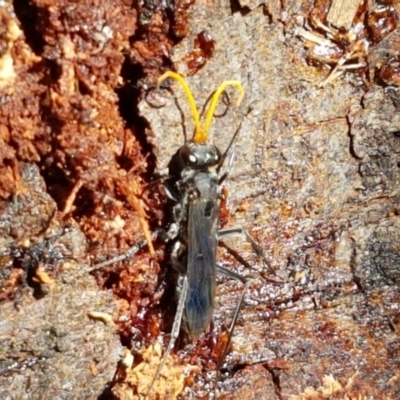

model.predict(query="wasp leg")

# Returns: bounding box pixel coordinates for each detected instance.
[216,264,250,339]
[89,229,162,272]
[218,227,269,268]
[214,264,251,398]
[216,264,246,283]
[218,146,236,185]
[217,122,242,185]
[213,227,272,398]
[145,275,189,398]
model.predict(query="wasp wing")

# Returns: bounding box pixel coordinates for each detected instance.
[184,196,219,340]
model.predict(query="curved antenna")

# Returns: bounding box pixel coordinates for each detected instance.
[201,80,244,144]
[157,72,244,144]
[157,71,201,141]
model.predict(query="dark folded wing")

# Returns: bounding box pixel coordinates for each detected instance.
[184,198,219,340]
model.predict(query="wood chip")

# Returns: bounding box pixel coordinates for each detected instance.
[34,268,54,284]
[327,0,362,30]
[87,311,114,324]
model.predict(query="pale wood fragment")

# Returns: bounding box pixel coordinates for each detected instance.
[327,0,362,30]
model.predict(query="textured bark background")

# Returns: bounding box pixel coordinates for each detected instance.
[1,0,400,399]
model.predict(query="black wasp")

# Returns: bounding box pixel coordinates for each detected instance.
[146,72,264,397]
[93,71,264,397]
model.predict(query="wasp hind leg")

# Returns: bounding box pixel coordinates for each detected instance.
[145,275,189,398]
[218,227,270,270]
[214,226,271,398]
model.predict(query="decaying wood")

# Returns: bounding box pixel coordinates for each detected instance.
[327,0,363,29]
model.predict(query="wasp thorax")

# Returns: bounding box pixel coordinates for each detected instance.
[179,143,221,169]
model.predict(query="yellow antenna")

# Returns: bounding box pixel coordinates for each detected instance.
[157,71,244,144]
[157,71,201,140]
[202,80,244,143]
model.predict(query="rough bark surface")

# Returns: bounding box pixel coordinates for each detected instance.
[1,0,400,399]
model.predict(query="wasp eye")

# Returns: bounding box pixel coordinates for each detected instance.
[180,145,198,166]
